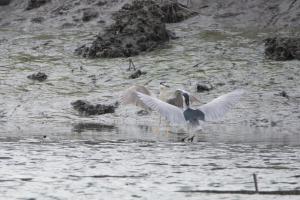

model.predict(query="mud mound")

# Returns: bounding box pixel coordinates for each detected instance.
[75,0,196,58]
[265,37,300,61]
[27,72,48,82]
[71,100,116,116]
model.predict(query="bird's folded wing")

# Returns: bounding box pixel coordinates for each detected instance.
[136,92,186,124]
[199,89,245,121]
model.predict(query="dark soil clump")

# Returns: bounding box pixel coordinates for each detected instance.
[129,69,146,79]
[264,37,300,61]
[26,0,50,10]
[82,9,99,22]
[278,91,289,99]
[75,0,196,58]
[0,0,10,6]
[95,0,107,7]
[196,83,213,93]
[27,72,48,82]
[71,100,116,116]
[31,17,44,23]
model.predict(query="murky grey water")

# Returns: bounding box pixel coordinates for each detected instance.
[1,15,300,199]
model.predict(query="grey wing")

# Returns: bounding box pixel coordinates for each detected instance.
[120,85,151,109]
[199,89,245,121]
[136,92,186,124]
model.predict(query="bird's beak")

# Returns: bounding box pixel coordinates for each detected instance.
[160,82,170,88]
[178,89,200,103]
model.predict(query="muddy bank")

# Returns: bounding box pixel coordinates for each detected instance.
[1,0,299,31]
[190,0,300,29]
[75,0,196,58]
[0,0,129,30]
[0,0,10,6]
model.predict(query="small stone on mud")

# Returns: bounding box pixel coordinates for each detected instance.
[96,0,107,6]
[20,178,33,181]
[71,100,115,116]
[98,20,105,24]
[129,70,146,79]
[27,72,48,82]
[279,91,289,98]
[196,83,213,92]
[136,110,149,116]
[31,17,44,23]
[82,9,99,22]
[271,121,277,127]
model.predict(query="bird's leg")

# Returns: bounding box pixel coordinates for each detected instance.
[181,124,195,142]
[123,108,128,124]
[152,116,161,135]
[165,121,170,135]
[153,124,160,135]
[158,116,162,133]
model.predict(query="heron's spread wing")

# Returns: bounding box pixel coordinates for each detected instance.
[120,85,151,109]
[199,89,245,121]
[136,92,186,124]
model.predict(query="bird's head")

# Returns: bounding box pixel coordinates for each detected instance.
[174,89,182,97]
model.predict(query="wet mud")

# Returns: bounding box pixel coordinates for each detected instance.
[0,0,300,199]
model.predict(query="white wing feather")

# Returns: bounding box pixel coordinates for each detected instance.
[136,92,186,124]
[199,89,245,121]
[120,85,151,109]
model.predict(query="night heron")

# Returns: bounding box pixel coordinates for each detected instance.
[120,84,200,110]
[136,89,245,127]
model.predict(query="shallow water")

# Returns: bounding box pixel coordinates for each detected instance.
[0,15,300,199]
